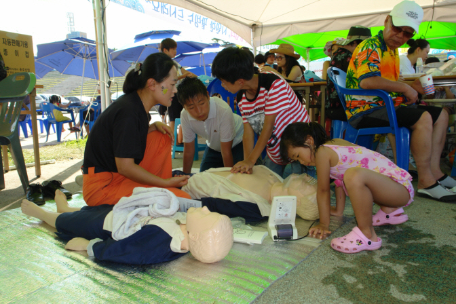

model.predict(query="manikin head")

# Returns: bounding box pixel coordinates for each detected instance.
[271,174,319,220]
[186,206,233,263]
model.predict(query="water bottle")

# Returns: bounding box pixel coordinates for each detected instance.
[416,57,424,74]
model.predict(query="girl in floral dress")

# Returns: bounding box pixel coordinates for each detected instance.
[280,122,414,254]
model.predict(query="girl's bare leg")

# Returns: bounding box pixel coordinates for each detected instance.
[330,186,346,216]
[55,190,81,213]
[344,168,410,242]
[21,200,60,228]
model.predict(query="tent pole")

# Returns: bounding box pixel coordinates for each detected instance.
[202,53,207,75]
[93,0,109,111]
[80,57,86,102]
[306,48,310,70]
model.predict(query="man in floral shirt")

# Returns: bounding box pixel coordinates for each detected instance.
[325,26,371,121]
[345,0,456,202]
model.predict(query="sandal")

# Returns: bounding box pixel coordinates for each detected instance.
[417,182,456,203]
[331,227,382,254]
[69,127,81,132]
[372,207,408,226]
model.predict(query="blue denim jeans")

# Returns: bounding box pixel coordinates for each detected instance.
[200,142,244,172]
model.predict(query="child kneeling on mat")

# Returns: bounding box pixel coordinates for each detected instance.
[21,189,233,264]
[280,122,414,254]
[177,77,244,173]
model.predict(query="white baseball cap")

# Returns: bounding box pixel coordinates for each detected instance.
[389,0,423,34]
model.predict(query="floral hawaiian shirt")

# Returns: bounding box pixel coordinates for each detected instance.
[345,30,402,121]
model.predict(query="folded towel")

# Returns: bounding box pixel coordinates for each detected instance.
[112,187,179,240]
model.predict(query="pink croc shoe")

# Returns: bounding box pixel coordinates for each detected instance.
[372,207,408,226]
[331,227,382,254]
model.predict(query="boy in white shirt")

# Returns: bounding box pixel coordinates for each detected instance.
[177,77,244,174]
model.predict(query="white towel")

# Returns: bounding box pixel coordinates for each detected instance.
[112,187,179,241]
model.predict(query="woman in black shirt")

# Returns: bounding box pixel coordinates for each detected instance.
[82,53,191,206]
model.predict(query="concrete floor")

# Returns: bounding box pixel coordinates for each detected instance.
[2,121,456,303]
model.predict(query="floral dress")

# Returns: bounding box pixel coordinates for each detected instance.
[325,144,414,206]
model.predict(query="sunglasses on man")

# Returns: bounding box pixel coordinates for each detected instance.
[390,17,415,39]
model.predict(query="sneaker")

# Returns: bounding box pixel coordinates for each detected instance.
[41,180,72,200]
[26,183,45,206]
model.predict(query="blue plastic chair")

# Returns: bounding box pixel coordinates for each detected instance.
[330,119,348,139]
[78,102,101,137]
[18,114,33,138]
[172,118,206,161]
[36,109,54,134]
[207,78,239,114]
[0,72,36,192]
[327,67,410,171]
[41,102,78,142]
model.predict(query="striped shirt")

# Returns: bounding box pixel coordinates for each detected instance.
[237,73,309,164]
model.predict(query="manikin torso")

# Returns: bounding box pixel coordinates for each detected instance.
[209,166,317,204]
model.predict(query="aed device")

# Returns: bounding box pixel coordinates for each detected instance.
[268,196,298,241]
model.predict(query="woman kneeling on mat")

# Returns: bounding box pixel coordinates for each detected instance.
[82,53,191,206]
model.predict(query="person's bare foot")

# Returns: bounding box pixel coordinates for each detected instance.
[55,189,71,213]
[330,206,343,217]
[21,199,45,219]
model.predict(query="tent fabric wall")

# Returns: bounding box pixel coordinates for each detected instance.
[161,0,456,47]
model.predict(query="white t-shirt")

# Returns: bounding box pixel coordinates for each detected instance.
[103,211,188,253]
[399,54,415,75]
[180,97,243,152]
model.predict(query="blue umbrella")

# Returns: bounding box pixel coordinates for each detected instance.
[174,52,218,68]
[111,30,215,63]
[34,61,53,79]
[35,37,131,99]
[35,37,130,79]
[186,66,212,77]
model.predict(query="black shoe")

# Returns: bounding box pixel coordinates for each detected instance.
[26,183,45,206]
[41,180,72,200]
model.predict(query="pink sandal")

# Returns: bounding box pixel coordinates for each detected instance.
[331,227,382,254]
[372,207,408,226]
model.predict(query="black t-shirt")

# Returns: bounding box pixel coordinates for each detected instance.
[83,92,149,172]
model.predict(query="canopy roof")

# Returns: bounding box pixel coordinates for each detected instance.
[163,0,456,47]
[272,21,456,62]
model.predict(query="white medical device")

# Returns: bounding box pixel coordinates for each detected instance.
[267,196,298,241]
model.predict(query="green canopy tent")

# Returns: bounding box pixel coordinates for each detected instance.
[268,21,456,64]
